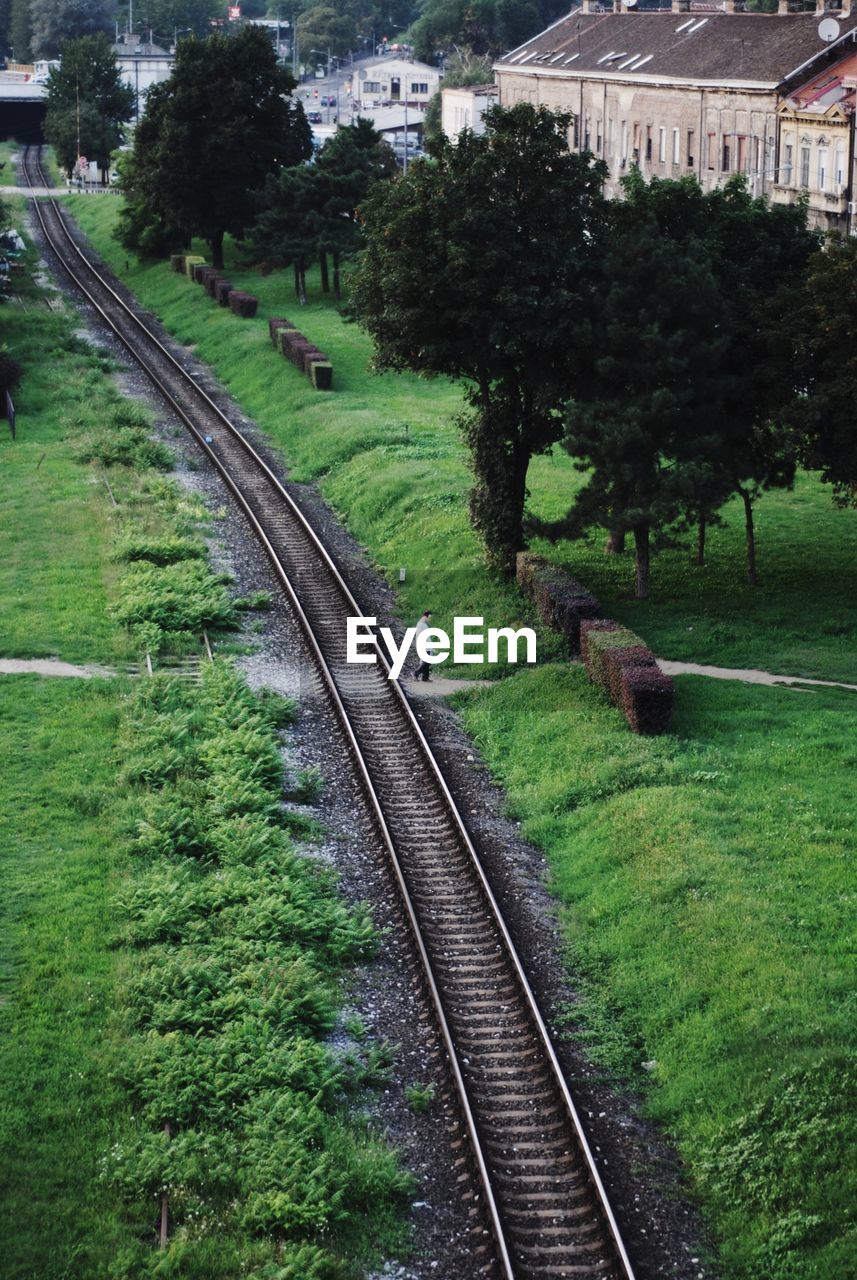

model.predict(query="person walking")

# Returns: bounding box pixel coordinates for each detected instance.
[413,609,433,681]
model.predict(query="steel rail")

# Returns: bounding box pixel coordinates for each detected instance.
[25,145,637,1280]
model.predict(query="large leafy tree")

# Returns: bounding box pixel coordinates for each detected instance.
[791,233,857,509]
[133,0,222,45]
[297,5,357,62]
[117,26,312,267]
[411,0,563,61]
[351,103,607,575]
[539,177,733,599]
[30,0,112,58]
[537,173,817,594]
[248,119,394,301]
[43,34,135,176]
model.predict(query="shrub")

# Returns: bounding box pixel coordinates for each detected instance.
[602,643,657,705]
[269,317,295,344]
[114,535,206,565]
[516,552,600,650]
[215,279,233,306]
[183,255,204,277]
[169,253,185,273]
[228,291,259,318]
[0,344,23,398]
[582,624,640,693]
[310,361,333,391]
[619,663,674,735]
[302,348,327,374]
[110,560,237,641]
[191,261,207,283]
[75,425,174,471]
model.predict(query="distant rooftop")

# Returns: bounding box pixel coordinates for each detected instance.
[495,9,857,86]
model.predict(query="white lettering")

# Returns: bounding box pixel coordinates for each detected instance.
[417,627,450,665]
[347,615,377,664]
[453,616,484,664]
[380,625,417,680]
[488,626,537,665]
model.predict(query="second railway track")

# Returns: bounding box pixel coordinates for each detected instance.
[23,145,637,1280]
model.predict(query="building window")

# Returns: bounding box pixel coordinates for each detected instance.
[687,129,695,167]
[707,131,717,169]
[645,125,652,161]
[410,82,429,94]
[672,128,680,164]
[800,144,810,188]
[621,121,628,164]
[584,119,591,150]
[607,117,615,155]
[737,135,747,171]
[364,80,382,93]
[722,139,731,172]
[835,145,845,188]
[596,120,602,152]
[817,146,828,191]
[783,143,793,185]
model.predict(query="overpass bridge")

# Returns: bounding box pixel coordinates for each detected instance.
[0,75,46,144]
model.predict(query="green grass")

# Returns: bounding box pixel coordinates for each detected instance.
[0,678,139,1279]
[458,668,857,1278]
[63,196,857,682]
[62,198,857,1279]
[1,212,414,1279]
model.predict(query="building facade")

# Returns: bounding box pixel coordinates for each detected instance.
[113,33,174,121]
[355,57,441,110]
[773,48,857,227]
[494,3,857,229]
[441,83,499,139]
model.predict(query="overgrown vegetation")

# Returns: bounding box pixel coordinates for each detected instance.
[108,664,413,1278]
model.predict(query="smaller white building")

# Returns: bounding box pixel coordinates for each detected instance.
[112,33,174,120]
[441,83,498,140]
[355,57,441,111]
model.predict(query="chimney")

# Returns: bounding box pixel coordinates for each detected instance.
[722,0,735,11]
[816,0,828,13]
[777,0,789,13]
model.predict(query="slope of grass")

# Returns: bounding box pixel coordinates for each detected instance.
[458,669,857,1279]
[62,197,857,1279]
[65,195,857,681]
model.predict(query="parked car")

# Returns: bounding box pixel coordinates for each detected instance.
[306,110,323,124]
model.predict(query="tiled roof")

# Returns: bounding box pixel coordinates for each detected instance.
[495,10,857,87]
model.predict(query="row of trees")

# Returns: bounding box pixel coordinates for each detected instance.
[116,23,395,291]
[352,105,855,596]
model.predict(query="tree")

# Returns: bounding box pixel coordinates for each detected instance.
[248,120,394,302]
[297,5,357,62]
[30,0,112,58]
[791,233,857,508]
[117,27,312,268]
[133,0,223,45]
[8,0,32,60]
[539,178,733,599]
[702,177,819,583]
[351,103,607,575]
[411,0,562,61]
[43,34,135,177]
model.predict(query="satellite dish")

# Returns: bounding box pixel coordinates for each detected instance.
[818,16,840,42]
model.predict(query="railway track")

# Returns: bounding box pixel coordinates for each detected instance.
[23,145,637,1280]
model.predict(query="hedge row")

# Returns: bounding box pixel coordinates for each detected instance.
[580,618,674,735]
[270,315,333,391]
[516,552,600,651]
[175,255,259,319]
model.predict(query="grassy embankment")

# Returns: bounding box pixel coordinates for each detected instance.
[0,188,411,1279]
[64,197,857,1280]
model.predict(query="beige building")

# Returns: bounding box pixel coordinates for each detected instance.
[494,3,857,228]
[355,57,442,111]
[773,47,857,228]
[441,83,499,139]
